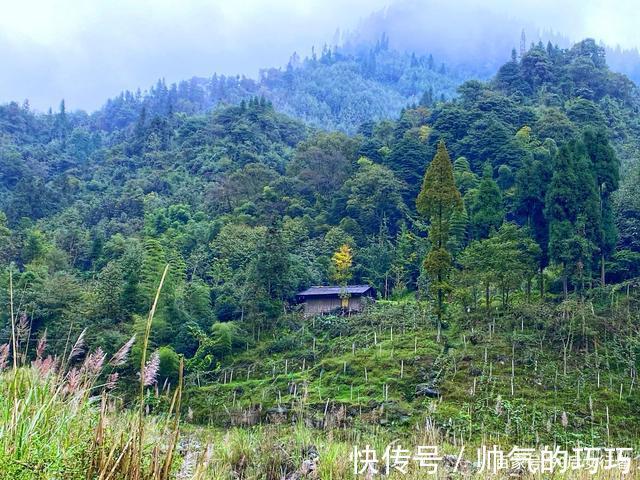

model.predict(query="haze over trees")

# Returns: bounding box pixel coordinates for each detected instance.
[348,0,640,85]
[94,40,461,134]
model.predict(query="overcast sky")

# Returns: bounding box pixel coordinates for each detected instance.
[1,0,638,112]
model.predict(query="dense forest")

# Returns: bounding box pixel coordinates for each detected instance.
[94,37,461,134]
[1,37,639,380]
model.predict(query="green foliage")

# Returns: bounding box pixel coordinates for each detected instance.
[460,223,540,307]
[343,157,407,235]
[0,37,640,465]
[158,345,181,384]
[545,140,602,294]
[468,165,504,239]
[452,156,478,194]
[188,322,247,372]
[184,296,640,453]
[417,140,463,318]
[0,37,638,404]
[615,163,640,254]
[583,128,620,272]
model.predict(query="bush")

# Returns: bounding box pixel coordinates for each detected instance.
[158,345,180,384]
[267,335,301,354]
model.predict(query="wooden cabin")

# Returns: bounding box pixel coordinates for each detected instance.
[296,285,375,317]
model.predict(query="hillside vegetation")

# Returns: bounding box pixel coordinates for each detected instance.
[95,37,462,134]
[1,38,640,477]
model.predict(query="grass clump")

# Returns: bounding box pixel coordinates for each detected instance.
[0,264,187,480]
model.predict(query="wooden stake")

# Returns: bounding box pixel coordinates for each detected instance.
[606,406,610,444]
[511,343,515,396]
[619,383,623,401]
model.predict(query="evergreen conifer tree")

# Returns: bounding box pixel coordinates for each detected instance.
[416,140,463,322]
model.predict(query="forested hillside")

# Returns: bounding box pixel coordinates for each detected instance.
[95,37,461,133]
[1,37,639,355]
[1,38,640,455]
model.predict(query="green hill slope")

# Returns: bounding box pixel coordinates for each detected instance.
[185,296,640,449]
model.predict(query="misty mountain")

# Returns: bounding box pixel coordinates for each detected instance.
[345,0,640,85]
[95,41,463,134]
[90,4,640,136]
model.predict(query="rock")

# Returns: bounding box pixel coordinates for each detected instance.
[415,383,440,398]
[442,454,474,473]
[266,406,289,415]
[495,354,508,365]
[442,454,457,467]
[509,465,526,477]
[281,447,319,479]
[299,459,317,475]
[382,401,410,423]
[303,445,319,460]
[282,474,300,480]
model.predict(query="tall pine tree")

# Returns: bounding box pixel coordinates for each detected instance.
[416,140,463,322]
[583,129,619,285]
[545,140,601,298]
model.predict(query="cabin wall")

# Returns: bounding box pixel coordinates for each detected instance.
[348,296,363,311]
[303,296,366,317]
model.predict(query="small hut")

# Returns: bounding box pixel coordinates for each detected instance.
[296,285,375,317]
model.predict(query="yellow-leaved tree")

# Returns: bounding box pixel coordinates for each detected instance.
[331,244,353,308]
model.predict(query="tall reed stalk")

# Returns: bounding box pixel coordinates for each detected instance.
[137,264,169,477]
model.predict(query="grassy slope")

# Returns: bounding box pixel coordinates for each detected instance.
[186,295,640,451]
[2,293,638,479]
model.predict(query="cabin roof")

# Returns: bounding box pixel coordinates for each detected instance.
[296,285,374,297]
